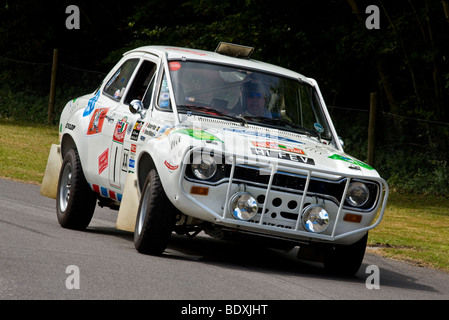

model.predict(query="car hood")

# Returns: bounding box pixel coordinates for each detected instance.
[176,119,379,178]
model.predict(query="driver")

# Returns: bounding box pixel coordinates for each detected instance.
[241,79,271,118]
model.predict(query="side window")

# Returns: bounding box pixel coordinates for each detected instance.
[157,72,171,109]
[104,59,139,101]
[124,60,157,107]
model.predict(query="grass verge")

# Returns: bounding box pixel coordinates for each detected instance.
[368,193,449,272]
[1,118,448,272]
[0,119,59,184]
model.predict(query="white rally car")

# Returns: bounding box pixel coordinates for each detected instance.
[41,43,388,275]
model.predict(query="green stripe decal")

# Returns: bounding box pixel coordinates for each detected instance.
[328,154,374,170]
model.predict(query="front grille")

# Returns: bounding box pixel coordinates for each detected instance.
[185,163,380,210]
[225,165,346,201]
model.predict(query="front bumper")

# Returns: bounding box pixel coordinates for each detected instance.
[178,147,389,244]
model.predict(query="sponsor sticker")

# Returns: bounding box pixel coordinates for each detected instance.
[83,90,100,117]
[251,141,306,156]
[250,147,315,165]
[87,108,109,135]
[130,120,144,141]
[113,117,128,144]
[169,61,181,71]
[328,154,374,170]
[65,123,76,130]
[176,128,223,142]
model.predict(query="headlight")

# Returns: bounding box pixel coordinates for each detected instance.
[346,181,370,207]
[191,153,217,180]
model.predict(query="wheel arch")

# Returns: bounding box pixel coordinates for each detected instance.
[60,133,77,159]
[137,152,156,193]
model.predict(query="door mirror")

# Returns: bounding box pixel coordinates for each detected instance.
[129,100,145,119]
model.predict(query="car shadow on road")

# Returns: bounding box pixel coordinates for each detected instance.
[164,234,359,282]
[86,226,442,294]
[165,234,443,294]
[88,225,329,276]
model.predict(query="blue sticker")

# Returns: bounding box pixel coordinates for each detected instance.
[160,100,170,108]
[83,90,100,117]
[314,123,324,133]
[100,186,108,197]
[129,159,135,168]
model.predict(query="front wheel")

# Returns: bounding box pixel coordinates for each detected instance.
[134,168,177,255]
[323,233,368,276]
[56,149,97,230]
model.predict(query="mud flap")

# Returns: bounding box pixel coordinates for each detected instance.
[116,171,140,232]
[40,144,62,199]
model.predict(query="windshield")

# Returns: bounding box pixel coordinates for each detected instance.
[164,60,332,140]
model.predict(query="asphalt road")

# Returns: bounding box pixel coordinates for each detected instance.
[1,178,448,302]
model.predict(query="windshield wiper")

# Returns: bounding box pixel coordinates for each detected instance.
[176,105,247,126]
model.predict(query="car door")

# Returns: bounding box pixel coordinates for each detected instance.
[84,57,141,199]
[82,57,141,192]
[106,57,158,199]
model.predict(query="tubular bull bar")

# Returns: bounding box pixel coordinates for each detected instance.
[179,146,389,242]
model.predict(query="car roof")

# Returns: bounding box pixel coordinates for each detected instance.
[125,45,312,84]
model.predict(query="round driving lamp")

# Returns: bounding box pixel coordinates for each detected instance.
[346,181,370,207]
[191,154,217,180]
[301,205,329,233]
[229,192,258,221]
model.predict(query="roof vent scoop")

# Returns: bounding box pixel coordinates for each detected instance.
[215,42,254,59]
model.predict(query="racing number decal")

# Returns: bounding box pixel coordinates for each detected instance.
[109,145,122,189]
[109,118,129,189]
[122,149,129,172]
[108,118,140,189]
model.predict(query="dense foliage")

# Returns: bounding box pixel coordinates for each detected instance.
[2,0,449,120]
[1,0,448,194]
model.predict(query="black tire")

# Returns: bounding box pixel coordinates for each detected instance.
[134,168,177,255]
[323,233,368,276]
[56,149,97,230]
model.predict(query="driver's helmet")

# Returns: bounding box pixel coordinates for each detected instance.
[242,76,267,117]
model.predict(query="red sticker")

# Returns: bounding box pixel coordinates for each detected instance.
[87,108,109,135]
[169,61,181,71]
[113,117,128,144]
[108,190,117,200]
[164,160,179,171]
[251,141,306,156]
[98,148,109,174]
[92,184,100,194]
